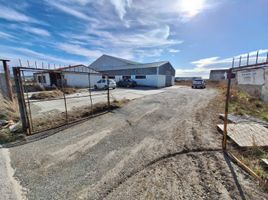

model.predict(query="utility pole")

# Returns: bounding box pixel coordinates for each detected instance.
[0,59,13,101]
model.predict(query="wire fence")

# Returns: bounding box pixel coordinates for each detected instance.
[14,66,112,135]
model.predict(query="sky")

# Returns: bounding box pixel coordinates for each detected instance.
[0,0,268,78]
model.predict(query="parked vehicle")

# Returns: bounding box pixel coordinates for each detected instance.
[117,79,137,88]
[192,79,206,89]
[94,79,116,89]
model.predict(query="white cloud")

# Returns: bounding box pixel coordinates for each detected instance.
[57,43,103,58]
[24,27,51,37]
[69,0,94,6]
[0,45,85,67]
[169,49,180,53]
[0,31,15,39]
[46,1,94,22]
[176,0,208,21]
[177,49,268,78]
[0,5,31,22]
[110,0,132,20]
[58,25,182,59]
[90,25,182,48]
[0,5,45,24]
[191,56,221,68]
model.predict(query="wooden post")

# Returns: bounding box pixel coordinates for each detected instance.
[256,51,259,64]
[223,58,234,150]
[107,76,110,109]
[1,59,13,101]
[13,67,29,132]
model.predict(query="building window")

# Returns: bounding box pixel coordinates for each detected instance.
[135,75,146,79]
[108,76,115,79]
[122,76,131,80]
[38,75,46,83]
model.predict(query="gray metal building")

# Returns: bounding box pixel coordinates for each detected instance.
[90,55,175,87]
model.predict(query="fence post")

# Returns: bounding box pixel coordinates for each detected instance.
[61,72,68,123]
[222,59,234,150]
[13,67,29,132]
[107,76,110,109]
[1,59,13,101]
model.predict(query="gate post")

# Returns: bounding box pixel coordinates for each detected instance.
[107,76,110,109]
[13,67,29,132]
[0,59,13,101]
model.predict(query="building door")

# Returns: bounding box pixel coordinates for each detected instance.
[49,72,62,87]
[165,75,172,86]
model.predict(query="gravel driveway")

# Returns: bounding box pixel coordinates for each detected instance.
[9,87,268,199]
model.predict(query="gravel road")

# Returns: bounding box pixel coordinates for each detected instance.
[9,87,268,199]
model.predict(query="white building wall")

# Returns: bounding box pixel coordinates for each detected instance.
[236,67,268,102]
[35,73,51,87]
[44,73,51,86]
[261,68,268,102]
[131,75,160,87]
[64,73,102,88]
[157,75,166,87]
[171,76,175,85]
[237,68,265,85]
[115,75,121,82]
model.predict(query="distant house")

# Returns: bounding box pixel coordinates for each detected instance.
[209,69,228,80]
[34,65,102,88]
[90,55,175,88]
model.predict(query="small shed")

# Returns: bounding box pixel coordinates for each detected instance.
[34,65,102,88]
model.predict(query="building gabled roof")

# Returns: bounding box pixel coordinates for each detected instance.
[102,54,141,65]
[210,69,229,72]
[90,54,169,71]
[89,54,144,71]
[59,64,99,73]
[34,64,99,74]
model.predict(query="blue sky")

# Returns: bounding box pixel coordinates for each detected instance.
[0,0,267,77]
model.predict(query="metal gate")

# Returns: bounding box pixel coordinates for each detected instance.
[13,66,111,135]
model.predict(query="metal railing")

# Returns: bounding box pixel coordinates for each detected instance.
[13,66,111,135]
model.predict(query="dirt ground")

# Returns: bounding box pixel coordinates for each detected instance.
[8,86,268,200]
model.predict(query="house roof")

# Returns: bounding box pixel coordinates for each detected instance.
[101,54,141,65]
[89,54,169,71]
[210,69,229,72]
[34,64,99,74]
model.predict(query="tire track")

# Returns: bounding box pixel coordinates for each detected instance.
[97,148,222,200]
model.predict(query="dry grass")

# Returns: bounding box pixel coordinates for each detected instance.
[0,93,19,121]
[210,80,268,122]
[0,93,21,144]
[31,99,129,133]
[30,88,78,100]
[231,147,268,181]
[24,82,45,92]
[175,80,192,86]
[210,80,268,183]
